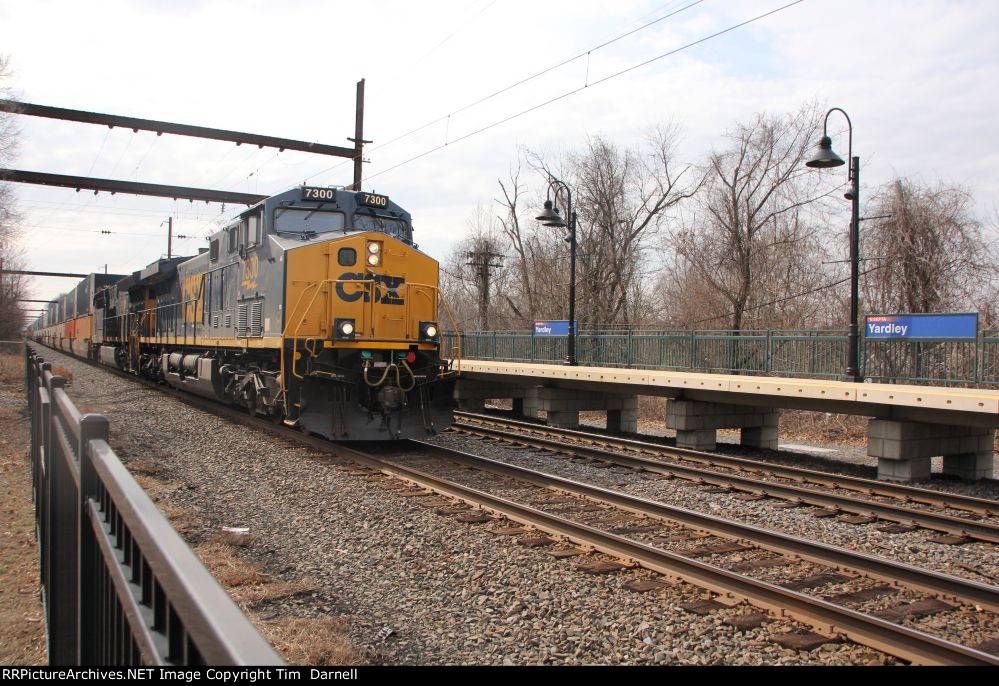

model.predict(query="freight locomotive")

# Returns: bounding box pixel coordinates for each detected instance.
[28,186,460,440]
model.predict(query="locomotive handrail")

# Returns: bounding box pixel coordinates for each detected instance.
[285,278,379,381]
[437,290,462,373]
[24,346,282,665]
[131,298,201,345]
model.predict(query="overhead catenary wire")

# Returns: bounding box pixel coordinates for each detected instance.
[18,222,195,239]
[413,0,499,65]
[301,0,710,186]
[361,0,806,184]
[86,127,112,176]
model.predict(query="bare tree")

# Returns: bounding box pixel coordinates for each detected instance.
[498,128,700,330]
[661,104,835,331]
[0,54,26,340]
[861,178,997,316]
[568,128,701,327]
[495,161,539,322]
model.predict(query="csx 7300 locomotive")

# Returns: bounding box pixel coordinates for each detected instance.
[29,187,461,439]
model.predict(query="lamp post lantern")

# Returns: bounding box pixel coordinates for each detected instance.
[806,107,862,383]
[535,179,578,366]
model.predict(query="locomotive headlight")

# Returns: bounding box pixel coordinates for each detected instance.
[366,241,382,267]
[334,318,356,341]
[420,321,439,342]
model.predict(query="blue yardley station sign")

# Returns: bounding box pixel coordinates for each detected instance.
[534,320,577,336]
[864,313,978,339]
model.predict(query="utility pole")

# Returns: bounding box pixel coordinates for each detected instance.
[167,216,173,258]
[347,78,371,191]
[466,249,504,331]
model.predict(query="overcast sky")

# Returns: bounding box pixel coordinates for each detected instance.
[3,0,998,309]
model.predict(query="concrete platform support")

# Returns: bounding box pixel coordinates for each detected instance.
[665,400,780,451]
[868,420,995,482]
[454,380,505,412]
[453,380,544,418]
[531,388,638,432]
[454,380,639,431]
[521,387,541,420]
[607,403,640,434]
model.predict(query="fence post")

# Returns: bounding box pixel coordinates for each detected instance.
[25,346,33,404]
[859,333,866,380]
[689,330,696,370]
[77,412,110,665]
[38,383,52,615]
[627,329,634,369]
[977,331,983,384]
[765,330,772,374]
[46,376,78,665]
[492,331,497,360]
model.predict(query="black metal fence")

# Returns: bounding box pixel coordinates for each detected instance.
[25,345,282,665]
[447,328,999,386]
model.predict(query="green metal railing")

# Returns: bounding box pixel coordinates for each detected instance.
[446,328,999,386]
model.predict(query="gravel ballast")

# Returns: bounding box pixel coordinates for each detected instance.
[36,347,906,665]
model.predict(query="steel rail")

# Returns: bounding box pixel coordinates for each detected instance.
[411,441,999,612]
[453,416,999,544]
[456,411,999,516]
[342,444,999,665]
[32,343,999,665]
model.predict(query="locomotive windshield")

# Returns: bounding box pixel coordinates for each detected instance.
[274,208,346,235]
[353,213,410,241]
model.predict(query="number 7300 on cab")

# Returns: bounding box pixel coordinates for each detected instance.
[29,187,461,440]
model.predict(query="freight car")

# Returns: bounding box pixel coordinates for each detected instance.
[28,186,460,440]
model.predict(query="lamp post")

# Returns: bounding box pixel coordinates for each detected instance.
[805,107,862,383]
[535,177,578,366]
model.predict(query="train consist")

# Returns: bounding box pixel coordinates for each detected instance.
[28,187,460,439]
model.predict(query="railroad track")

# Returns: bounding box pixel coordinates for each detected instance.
[31,344,999,665]
[452,411,999,544]
[379,441,999,663]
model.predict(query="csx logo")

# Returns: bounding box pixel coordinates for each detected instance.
[336,272,405,305]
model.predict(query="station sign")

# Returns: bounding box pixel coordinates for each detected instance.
[534,320,578,336]
[864,313,978,339]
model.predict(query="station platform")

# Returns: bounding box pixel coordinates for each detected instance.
[453,360,999,483]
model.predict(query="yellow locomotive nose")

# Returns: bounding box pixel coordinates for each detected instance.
[280,228,458,439]
[284,231,441,347]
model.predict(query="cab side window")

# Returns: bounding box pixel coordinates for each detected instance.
[338,247,356,266]
[243,214,260,248]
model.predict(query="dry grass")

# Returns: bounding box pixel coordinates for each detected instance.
[193,539,320,606]
[190,538,363,665]
[130,466,362,665]
[0,354,22,385]
[638,395,668,418]
[0,405,46,665]
[777,410,868,445]
[1,353,73,386]
[50,364,73,385]
[258,617,363,666]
